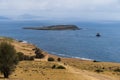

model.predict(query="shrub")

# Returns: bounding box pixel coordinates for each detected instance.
[95,69,104,73]
[17,52,24,61]
[56,65,66,69]
[52,65,56,69]
[114,68,120,72]
[48,57,55,61]
[93,60,100,62]
[23,55,34,60]
[17,52,35,61]
[57,58,61,62]
[29,56,35,60]
[35,48,44,58]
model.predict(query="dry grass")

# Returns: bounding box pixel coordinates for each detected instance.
[4,60,118,80]
[0,37,120,80]
[61,58,120,78]
[9,61,76,80]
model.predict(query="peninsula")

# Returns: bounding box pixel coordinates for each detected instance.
[23,25,80,30]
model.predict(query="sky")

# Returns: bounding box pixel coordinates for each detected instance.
[0,0,120,21]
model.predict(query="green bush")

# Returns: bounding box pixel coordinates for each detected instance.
[17,52,24,61]
[52,65,56,69]
[17,52,35,61]
[35,48,44,58]
[57,58,61,62]
[23,55,30,60]
[29,56,35,60]
[48,57,55,61]
[93,60,100,62]
[56,65,66,69]
[95,69,104,73]
[114,68,120,72]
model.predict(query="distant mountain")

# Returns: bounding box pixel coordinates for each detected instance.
[17,14,42,20]
[0,16,9,20]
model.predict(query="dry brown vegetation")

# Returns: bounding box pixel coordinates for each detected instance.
[0,37,120,80]
[62,58,120,78]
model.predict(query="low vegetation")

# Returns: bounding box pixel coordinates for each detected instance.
[17,52,35,61]
[93,60,100,62]
[56,65,66,69]
[52,65,66,69]
[52,65,56,69]
[34,48,44,58]
[114,68,120,72]
[48,57,55,61]
[57,57,61,62]
[95,69,104,73]
[17,52,25,61]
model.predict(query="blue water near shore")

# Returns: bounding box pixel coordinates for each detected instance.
[0,20,120,62]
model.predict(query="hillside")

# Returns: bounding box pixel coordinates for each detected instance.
[0,37,120,80]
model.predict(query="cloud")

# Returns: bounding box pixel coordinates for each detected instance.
[0,0,120,21]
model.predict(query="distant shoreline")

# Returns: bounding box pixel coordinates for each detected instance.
[0,37,93,61]
[1,36,120,63]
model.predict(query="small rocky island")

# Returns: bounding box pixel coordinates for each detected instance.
[23,25,80,30]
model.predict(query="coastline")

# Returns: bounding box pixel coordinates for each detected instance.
[0,36,119,63]
[4,37,118,63]
[0,37,120,80]
[15,38,94,61]
[1,21,120,63]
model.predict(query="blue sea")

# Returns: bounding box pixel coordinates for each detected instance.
[0,20,120,62]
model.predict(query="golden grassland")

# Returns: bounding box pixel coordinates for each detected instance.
[10,61,79,80]
[0,37,120,80]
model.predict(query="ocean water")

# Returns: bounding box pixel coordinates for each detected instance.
[0,20,120,62]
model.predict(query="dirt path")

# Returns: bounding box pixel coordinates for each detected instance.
[58,62,119,80]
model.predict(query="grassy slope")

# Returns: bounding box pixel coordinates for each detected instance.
[62,58,120,78]
[0,37,120,80]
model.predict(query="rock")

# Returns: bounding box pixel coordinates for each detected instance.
[96,33,101,37]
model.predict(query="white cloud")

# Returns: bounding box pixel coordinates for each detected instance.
[0,0,120,21]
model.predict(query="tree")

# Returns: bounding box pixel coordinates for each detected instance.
[0,42,18,78]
